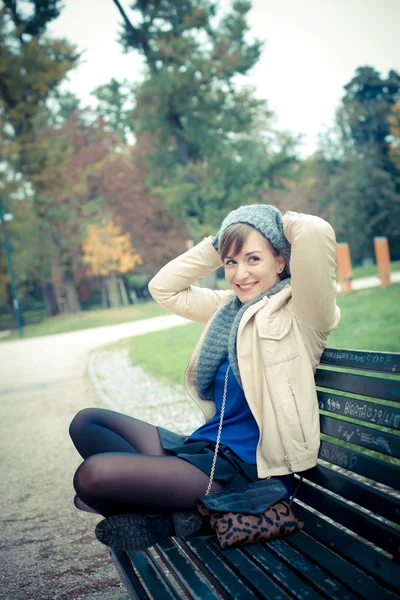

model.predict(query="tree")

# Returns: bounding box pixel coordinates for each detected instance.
[0,1,79,165]
[0,0,80,318]
[327,152,399,263]
[388,100,400,183]
[49,90,82,126]
[339,66,400,183]
[313,67,400,262]
[33,111,119,313]
[99,136,189,272]
[111,0,299,240]
[83,218,142,308]
[92,79,135,144]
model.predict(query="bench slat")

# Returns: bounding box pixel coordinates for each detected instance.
[209,539,297,599]
[156,537,219,599]
[318,440,400,489]
[269,537,361,600]
[320,414,400,458]
[294,503,400,592]
[286,530,398,600]
[110,549,151,600]
[239,541,325,600]
[316,369,400,402]
[296,480,400,556]
[317,390,400,430]
[321,348,399,374]
[126,549,181,599]
[300,465,400,524]
[182,537,260,600]
[246,539,358,600]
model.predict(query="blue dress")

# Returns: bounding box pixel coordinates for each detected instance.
[157,357,294,500]
[189,357,259,464]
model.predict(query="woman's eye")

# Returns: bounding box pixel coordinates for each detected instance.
[225,259,236,266]
[249,256,260,262]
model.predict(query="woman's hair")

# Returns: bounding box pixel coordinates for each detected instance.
[219,223,279,261]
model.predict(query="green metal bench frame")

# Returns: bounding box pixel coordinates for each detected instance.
[107,347,400,600]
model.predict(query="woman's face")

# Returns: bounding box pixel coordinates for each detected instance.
[223,229,285,303]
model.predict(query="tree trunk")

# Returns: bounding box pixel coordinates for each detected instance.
[101,279,110,309]
[6,286,18,330]
[111,275,120,307]
[112,0,158,73]
[41,282,60,317]
[63,271,81,313]
[105,279,112,307]
[118,277,129,306]
[106,275,120,308]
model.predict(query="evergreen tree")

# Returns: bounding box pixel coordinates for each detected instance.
[92,79,135,144]
[314,67,400,262]
[328,150,399,263]
[111,0,299,240]
[388,100,400,185]
[340,66,400,185]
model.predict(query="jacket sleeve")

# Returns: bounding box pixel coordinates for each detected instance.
[148,237,233,324]
[283,212,340,332]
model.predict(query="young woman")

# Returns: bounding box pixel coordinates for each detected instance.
[69,204,340,550]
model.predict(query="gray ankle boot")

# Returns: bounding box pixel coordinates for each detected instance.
[95,510,203,551]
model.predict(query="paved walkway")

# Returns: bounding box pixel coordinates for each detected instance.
[0,314,188,600]
[337,270,400,293]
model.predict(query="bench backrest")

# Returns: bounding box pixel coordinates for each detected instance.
[295,348,400,561]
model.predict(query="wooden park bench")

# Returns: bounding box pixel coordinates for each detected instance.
[105,347,400,599]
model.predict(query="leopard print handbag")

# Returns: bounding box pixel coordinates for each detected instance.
[197,365,303,550]
[197,494,303,550]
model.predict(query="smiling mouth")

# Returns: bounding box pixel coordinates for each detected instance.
[236,282,258,291]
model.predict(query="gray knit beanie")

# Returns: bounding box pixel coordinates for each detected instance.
[213,204,291,276]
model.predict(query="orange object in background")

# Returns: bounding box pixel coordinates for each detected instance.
[336,243,353,294]
[374,237,391,288]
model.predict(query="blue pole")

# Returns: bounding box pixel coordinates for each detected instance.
[0,196,23,338]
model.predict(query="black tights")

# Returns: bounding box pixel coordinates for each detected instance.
[69,408,222,517]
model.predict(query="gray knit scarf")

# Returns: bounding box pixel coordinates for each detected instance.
[196,277,291,400]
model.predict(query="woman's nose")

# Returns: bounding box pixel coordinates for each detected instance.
[235,262,249,281]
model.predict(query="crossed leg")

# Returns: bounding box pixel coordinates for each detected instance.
[69,408,222,517]
[69,407,167,458]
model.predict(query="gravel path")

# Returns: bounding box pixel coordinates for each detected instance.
[88,348,204,434]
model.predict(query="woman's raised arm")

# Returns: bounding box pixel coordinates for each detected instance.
[283,212,340,333]
[148,237,233,324]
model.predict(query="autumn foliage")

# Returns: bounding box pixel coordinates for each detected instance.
[82,218,143,308]
[83,219,142,277]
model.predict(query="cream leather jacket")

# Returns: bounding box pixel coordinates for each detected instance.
[148,212,340,477]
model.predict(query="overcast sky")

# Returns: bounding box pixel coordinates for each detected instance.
[49,0,400,157]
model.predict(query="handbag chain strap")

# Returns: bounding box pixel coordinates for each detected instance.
[204,363,302,503]
[205,364,230,495]
[203,364,304,504]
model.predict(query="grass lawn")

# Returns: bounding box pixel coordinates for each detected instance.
[2,301,168,341]
[129,322,205,386]
[129,283,400,387]
[328,283,400,351]
[351,259,400,280]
